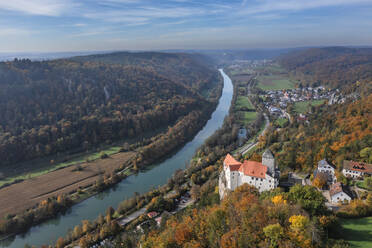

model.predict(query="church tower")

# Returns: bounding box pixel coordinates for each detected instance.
[262,149,276,175]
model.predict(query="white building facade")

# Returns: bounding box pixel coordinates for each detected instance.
[316,159,337,184]
[342,160,372,179]
[219,150,280,198]
[330,182,351,203]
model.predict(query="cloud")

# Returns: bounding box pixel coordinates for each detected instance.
[73,23,87,27]
[0,0,75,16]
[0,27,32,36]
[82,6,211,25]
[240,0,372,15]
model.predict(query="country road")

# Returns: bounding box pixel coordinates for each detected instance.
[237,113,270,155]
[118,207,147,226]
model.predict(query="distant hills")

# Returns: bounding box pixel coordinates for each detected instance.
[278,47,372,88]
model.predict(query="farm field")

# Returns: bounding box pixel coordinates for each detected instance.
[235,96,255,111]
[0,151,135,217]
[256,75,296,90]
[340,217,372,248]
[238,111,257,125]
[0,146,122,188]
[294,100,325,113]
[233,74,253,83]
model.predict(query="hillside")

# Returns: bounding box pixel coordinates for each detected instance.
[71,52,216,94]
[257,82,372,174]
[0,53,219,168]
[278,47,372,88]
[142,184,331,248]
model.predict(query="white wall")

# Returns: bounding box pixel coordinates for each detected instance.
[331,192,351,203]
[342,169,363,179]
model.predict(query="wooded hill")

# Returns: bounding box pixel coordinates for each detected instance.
[0,52,219,168]
[71,52,216,94]
[278,47,372,89]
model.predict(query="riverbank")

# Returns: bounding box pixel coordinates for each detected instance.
[0,100,221,243]
[0,69,228,248]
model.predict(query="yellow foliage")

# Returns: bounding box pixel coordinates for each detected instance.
[289,215,309,232]
[271,195,287,205]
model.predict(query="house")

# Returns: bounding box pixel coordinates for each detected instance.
[147,211,159,219]
[342,160,372,179]
[316,159,337,184]
[155,211,171,226]
[219,150,280,198]
[330,182,352,203]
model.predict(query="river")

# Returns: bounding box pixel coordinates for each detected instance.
[0,69,233,247]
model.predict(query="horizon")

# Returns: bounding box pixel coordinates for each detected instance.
[1,0,372,52]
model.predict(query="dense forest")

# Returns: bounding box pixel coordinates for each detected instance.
[0,52,219,168]
[278,47,372,88]
[71,52,217,94]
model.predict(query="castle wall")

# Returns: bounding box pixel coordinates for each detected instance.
[262,157,275,175]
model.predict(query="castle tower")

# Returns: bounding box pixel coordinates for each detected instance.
[262,149,276,175]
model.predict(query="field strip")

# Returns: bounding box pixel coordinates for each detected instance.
[30,173,100,199]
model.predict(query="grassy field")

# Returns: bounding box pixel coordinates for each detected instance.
[235,96,255,110]
[0,146,122,188]
[0,151,135,217]
[275,117,288,127]
[238,111,257,124]
[257,75,296,90]
[340,217,372,248]
[294,100,325,113]
[356,181,371,190]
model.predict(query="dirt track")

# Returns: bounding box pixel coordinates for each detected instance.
[0,152,135,217]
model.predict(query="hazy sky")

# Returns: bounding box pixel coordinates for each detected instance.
[1,0,372,52]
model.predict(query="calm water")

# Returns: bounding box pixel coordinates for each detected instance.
[0,69,233,247]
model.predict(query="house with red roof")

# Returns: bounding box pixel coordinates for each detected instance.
[330,182,352,203]
[219,150,280,198]
[342,160,372,179]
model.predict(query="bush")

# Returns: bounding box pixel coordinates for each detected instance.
[100,152,109,159]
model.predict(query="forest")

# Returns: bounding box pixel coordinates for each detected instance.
[142,184,348,248]
[278,47,372,89]
[0,52,219,168]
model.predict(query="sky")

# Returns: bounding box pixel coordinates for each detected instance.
[0,0,372,52]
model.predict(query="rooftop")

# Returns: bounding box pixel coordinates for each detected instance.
[224,153,242,171]
[330,182,350,197]
[239,160,267,179]
[262,149,274,159]
[318,159,335,168]
[343,160,372,174]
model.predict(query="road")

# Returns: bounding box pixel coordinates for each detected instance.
[117,207,147,226]
[238,113,270,155]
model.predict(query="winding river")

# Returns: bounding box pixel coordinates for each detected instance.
[0,69,233,247]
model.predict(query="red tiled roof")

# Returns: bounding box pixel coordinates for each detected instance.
[330,182,347,197]
[224,154,242,171]
[343,160,372,174]
[239,161,267,179]
[147,211,159,218]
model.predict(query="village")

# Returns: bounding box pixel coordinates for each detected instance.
[219,151,372,209]
[262,86,344,120]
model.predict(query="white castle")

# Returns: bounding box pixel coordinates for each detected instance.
[219,150,280,198]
